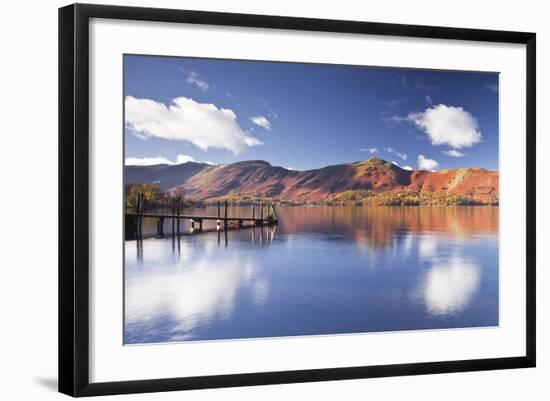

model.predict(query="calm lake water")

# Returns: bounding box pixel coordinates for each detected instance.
[124,206,499,344]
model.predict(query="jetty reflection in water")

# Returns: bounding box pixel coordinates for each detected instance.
[124,206,499,344]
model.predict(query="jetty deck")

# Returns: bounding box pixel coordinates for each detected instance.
[126,196,278,240]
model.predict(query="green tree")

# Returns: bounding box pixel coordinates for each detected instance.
[125,183,165,210]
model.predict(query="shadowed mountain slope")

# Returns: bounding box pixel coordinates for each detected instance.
[125,162,210,191]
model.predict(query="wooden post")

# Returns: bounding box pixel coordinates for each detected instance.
[137,193,143,238]
[176,197,181,236]
[158,217,164,236]
[135,193,140,214]
[272,203,277,221]
[171,198,175,237]
[134,194,140,239]
[260,203,264,225]
[191,219,195,230]
[224,200,228,230]
[260,224,263,244]
[252,205,255,225]
[199,219,203,231]
[140,193,143,238]
[217,201,221,230]
[141,193,145,237]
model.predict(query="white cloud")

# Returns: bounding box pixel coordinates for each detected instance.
[176,154,196,164]
[425,95,433,105]
[383,115,404,124]
[443,149,465,158]
[418,154,439,171]
[125,156,174,166]
[125,154,201,166]
[249,115,272,131]
[485,83,498,93]
[391,161,413,171]
[185,70,209,91]
[397,73,408,87]
[385,99,402,107]
[407,104,482,149]
[415,80,438,92]
[386,147,407,160]
[258,98,279,120]
[359,147,378,154]
[125,96,262,155]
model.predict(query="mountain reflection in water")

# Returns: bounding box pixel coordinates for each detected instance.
[125,206,498,344]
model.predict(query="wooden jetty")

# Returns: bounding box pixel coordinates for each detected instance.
[125,196,278,240]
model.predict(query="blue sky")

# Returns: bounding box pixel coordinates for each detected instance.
[124,55,499,171]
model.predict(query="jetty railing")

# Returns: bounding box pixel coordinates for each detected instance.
[125,195,278,240]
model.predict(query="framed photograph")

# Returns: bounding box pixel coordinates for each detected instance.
[59,3,536,397]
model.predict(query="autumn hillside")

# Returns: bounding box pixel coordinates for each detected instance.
[125,158,498,206]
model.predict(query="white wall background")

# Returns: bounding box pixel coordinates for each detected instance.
[0,0,547,399]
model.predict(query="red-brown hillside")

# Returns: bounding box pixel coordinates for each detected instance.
[409,169,499,200]
[166,158,498,204]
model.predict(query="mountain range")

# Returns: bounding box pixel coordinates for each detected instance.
[125,158,499,205]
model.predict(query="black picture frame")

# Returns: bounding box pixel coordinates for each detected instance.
[59,3,536,397]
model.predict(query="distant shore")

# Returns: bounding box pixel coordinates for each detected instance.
[199,190,498,207]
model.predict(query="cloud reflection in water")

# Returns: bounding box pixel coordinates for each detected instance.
[417,236,481,316]
[125,246,267,342]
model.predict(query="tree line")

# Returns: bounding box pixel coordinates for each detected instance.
[125,183,188,210]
